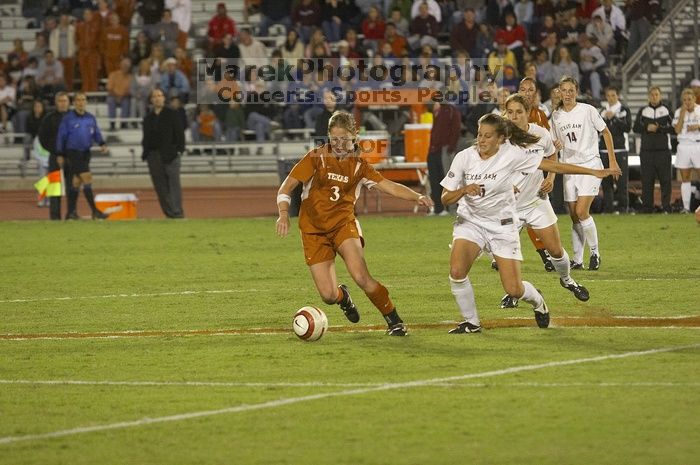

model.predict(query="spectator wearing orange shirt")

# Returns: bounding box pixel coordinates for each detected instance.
[49,14,76,91]
[76,9,102,92]
[380,23,407,58]
[96,0,113,28]
[106,58,133,130]
[100,13,130,76]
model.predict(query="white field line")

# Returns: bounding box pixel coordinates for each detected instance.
[0,379,698,389]
[0,343,697,446]
[1,277,696,304]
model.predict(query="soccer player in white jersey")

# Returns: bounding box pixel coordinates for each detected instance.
[499,94,620,309]
[550,76,619,271]
[440,114,619,333]
[672,88,700,213]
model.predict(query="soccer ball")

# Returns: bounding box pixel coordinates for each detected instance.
[293,306,329,342]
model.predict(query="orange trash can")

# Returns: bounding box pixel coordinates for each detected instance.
[403,123,432,162]
[95,193,138,220]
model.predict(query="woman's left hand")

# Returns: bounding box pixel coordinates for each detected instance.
[416,194,434,207]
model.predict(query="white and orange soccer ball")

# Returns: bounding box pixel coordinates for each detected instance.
[293,306,329,342]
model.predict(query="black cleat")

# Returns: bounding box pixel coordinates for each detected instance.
[537,249,555,272]
[92,209,109,220]
[544,259,555,272]
[570,260,584,270]
[560,279,590,302]
[491,260,498,271]
[65,211,79,220]
[386,322,407,336]
[338,284,360,323]
[500,294,519,308]
[448,321,482,334]
[533,289,550,328]
[588,254,601,271]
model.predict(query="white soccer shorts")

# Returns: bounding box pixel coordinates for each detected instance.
[563,157,603,202]
[518,199,558,230]
[675,143,700,169]
[452,219,523,261]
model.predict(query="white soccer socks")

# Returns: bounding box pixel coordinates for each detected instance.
[450,275,480,326]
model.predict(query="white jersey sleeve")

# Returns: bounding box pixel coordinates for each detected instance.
[509,143,542,175]
[589,104,607,132]
[441,148,470,192]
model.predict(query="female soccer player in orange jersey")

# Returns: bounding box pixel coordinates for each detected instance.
[276,111,433,336]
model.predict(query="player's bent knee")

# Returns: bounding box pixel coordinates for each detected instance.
[503,282,524,298]
[320,291,338,305]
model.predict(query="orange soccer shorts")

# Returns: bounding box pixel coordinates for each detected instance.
[301,220,365,266]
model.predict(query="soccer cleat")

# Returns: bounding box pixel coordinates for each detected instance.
[65,211,79,220]
[491,260,499,271]
[533,289,550,328]
[544,258,555,272]
[537,249,555,272]
[588,254,601,271]
[448,321,482,334]
[500,294,519,308]
[570,260,584,270]
[92,209,109,220]
[338,284,360,323]
[386,322,407,336]
[560,279,590,302]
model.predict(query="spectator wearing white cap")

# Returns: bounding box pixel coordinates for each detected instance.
[160,57,190,102]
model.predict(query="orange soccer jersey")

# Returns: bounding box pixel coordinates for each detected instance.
[529,107,550,130]
[290,144,385,234]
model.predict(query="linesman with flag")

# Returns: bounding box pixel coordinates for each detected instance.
[37,92,70,220]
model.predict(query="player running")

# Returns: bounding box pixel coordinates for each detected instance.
[550,76,620,270]
[276,111,433,336]
[440,113,619,334]
[499,93,619,309]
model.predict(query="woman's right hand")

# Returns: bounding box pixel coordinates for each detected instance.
[462,183,484,197]
[276,213,290,237]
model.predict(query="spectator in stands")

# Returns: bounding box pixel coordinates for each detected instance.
[408,2,439,50]
[490,86,510,115]
[131,59,155,121]
[259,0,293,37]
[147,9,180,56]
[344,28,366,56]
[450,7,479,57]
[633,86,673,213]
[213,33,241,60]
[321,0,356,43]
[381,22,407,57]
[238,28,268,65]
[473,22,493,57]
[552,0,577,24]
[27,99,47,184]
[11,76,39,141]
[592,0,627,55]
[174,47,193,85]
[223,100,245,142]
[165,0,192,34]
[36,50,65,99]
[195,104,219,141]
[389,7,409,37]
[514,0,534,34]
[534,14,558,46]
[130,32,153,68]
[9,39,29,69]
[114,0,137,29]
[495,11,527,73]
[360,5,386,53]
[626,0,661,60]
[533,0,555,19]
[160,57,189,102]
[106,57,132,130]
[426,101,461,215]
[139,0,165,25]
[148,43,167,79]
[579,34,606,102]
[28,33,49,62]
[50,14,76,92]
[170,95,187,129]
[314,89,337,137]
[586,13,614,55]
[142,88,185,218]
[279,29,304,61]
[245,82,280,145]
[5,56,23,85]
[560,15,584,59]
[598,86,631,213]
[488,38,517,77]
[95,0,112,27]
[411,0,442,22]
[76,9,102,92]
[0,73,16,134]
[523,60,549,99]
[305,28,331,58]
[292,0,322,44]
[100,12,130,76]
[207,3,237,53]
[552,45,579,84]
[20,57,40,82]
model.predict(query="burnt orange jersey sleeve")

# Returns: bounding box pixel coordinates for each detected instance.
[356,159,385,187]
[289,150,317,183]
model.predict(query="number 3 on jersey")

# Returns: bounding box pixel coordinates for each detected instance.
[565,132,577,143]
[330,186,341,201]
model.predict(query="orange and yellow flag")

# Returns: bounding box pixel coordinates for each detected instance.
[34,170,63,199]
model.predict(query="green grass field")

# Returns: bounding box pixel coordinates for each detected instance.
[1,214,698,464]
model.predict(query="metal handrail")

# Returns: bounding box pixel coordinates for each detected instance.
[622,0,695,97]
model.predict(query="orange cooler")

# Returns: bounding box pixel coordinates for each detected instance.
[403,123,432,162]
[95,193,138,220]
[358,132,390,164]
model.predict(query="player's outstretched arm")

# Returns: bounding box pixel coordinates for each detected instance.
[539,159,621,178]
[276,176,300,238]
[375,179,433,208]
